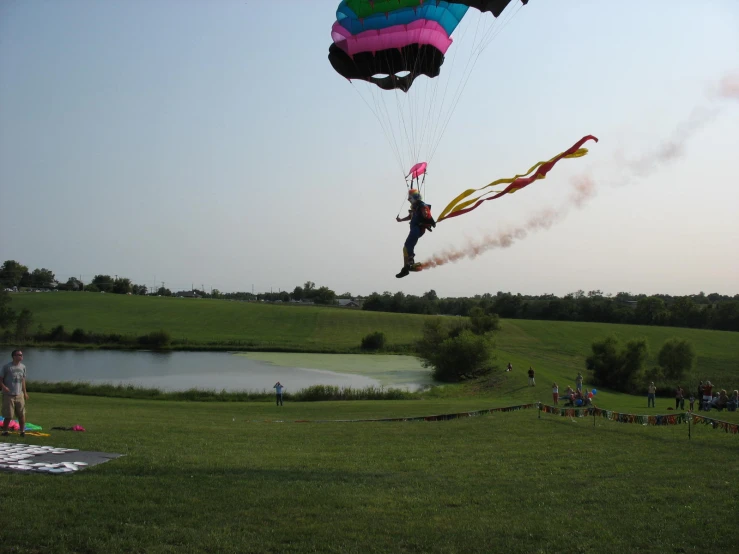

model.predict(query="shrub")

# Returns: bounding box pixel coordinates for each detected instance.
[586,335,649,392]
[361,331,386,351]
[138,329,172,349]
[657,338,695,380]
[70,328,89,343]
[416,318,496,383]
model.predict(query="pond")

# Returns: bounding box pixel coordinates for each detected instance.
[2,348,433,393]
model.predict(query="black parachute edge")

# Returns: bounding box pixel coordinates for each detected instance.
[464,0,528,18]
[328,42,445,92]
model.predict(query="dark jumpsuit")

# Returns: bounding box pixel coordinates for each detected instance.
[403,201,432,265]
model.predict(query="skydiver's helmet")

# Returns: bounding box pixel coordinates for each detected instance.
[408,189,422,205]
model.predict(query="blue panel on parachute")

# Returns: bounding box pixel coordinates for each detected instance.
[336,1,469,36]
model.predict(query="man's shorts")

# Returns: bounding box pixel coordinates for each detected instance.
[2,394,25,420]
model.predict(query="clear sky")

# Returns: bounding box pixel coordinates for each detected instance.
[1,0,738,298]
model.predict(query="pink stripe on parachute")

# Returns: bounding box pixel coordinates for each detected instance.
[407,162,427,179]
[332,20,452,57]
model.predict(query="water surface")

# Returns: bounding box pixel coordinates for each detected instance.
[4,348,431,392]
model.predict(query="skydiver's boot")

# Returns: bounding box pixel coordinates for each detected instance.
[397,253,414,278]
[396,265,410,278]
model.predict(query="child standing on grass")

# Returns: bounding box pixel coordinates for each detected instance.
[552,383,559,405]
[689,394,695,411]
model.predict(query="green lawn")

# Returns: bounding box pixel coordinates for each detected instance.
[8,292,428,349]
[2,393,738,553]
[4,293,739,552]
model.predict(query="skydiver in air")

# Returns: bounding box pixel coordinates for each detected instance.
[395,188,436,278]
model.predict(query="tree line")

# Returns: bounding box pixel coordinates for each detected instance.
[2,260,737,332]
[360,289,739,332]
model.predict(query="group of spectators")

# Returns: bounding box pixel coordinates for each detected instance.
[551,373,594,407]
[693,381,738,412]
[648,382,739,412]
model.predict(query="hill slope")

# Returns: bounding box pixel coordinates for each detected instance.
[8,292,739,391]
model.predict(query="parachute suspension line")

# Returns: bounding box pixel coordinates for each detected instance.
[344,49,407,178]
[424,8,487,166]
[374,87,408,178]
[416,43,445,168]
[384,50,416,172]
[399,39,431,169]
[478,2,525,53]
[427,3,525,165]
[351,81,406,179]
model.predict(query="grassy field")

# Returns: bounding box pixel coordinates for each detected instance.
[2,393,738,553]
[3,293,739,552]
[9,291,739,394]
[8,292,429,349]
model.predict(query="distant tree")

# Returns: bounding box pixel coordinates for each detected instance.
[313,286,336,305]
[0,260,28,288]
[156,287,172,297]
[468,307,500,335]
[416,317,497,382]
[0,290,16,329]
[132,284,148,295]
[92,275,114,292]
[708,301,739,332]
[634,297,668,325]
[63,277,83,291]
[19,270,32,288]
[30,268,56,288]
[14,308,33,341]
[112,277,132,294]
[389,291,405,312]
[657,338,695,380]
[586,335,649,392]
[291,286,304,301]
[423,289,438,301]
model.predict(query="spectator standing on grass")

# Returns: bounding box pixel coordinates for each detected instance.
[647,382,656,408]
[696,381,703,410]
[552,383,559,405]
[576,372,583,392]
[727,390,738,412]
[273,381,284,407]
[528,367,535,386]
[689,394,695,411]
[702,381,713,411]
[675,386,684,410]
[1,350,29,437]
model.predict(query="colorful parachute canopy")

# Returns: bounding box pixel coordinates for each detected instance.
[407,162,428,179]
[0,417,42,431]
[328,0,528,92]
[336,1,469,35]
[436,135,598,222]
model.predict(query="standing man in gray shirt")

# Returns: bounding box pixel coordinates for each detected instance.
[1,350,29,437]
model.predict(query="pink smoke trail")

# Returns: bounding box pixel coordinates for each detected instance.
[417,71,738,272]
[419,177,594,269]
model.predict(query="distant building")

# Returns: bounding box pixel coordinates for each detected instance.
[337,298,361,308]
